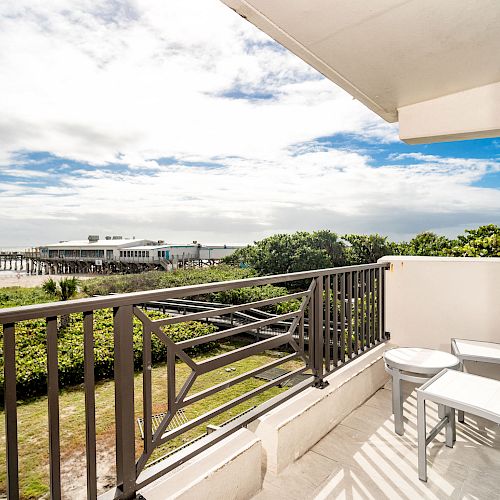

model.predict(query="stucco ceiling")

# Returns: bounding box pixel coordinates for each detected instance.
[222,0,500,124]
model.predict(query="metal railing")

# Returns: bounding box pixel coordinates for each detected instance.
[0,262,388,499]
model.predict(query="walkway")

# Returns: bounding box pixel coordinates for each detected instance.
[253,381,500,499]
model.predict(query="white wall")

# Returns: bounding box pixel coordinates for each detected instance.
[380,256,500,377]
[199,248,238,260]
[138,429,262,500]
[398,81,500,144]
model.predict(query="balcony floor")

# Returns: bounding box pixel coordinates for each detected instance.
[253,380,500,499]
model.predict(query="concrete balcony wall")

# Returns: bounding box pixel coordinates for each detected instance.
[380,256,500,378]
[139,429,262,500]
[250,343,389,475]
[137,345,390,498]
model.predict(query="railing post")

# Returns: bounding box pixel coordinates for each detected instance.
[380,265,387,340]
[47,317,61,500]
[4,323,19,500]
[313,276,328,388]
[113,305,137,499]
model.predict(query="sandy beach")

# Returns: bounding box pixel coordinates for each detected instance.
[0,271,93,288]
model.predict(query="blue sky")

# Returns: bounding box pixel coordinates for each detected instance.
[314,134,500,188]
[1,0,499,247]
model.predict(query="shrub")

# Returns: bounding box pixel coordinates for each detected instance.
[447,224,500,257]
[211,285,301,314]
[81,265,256,296]
[0,287,55,308]
[225,231,347,274]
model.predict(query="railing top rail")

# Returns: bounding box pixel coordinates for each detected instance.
[0,262,389,324]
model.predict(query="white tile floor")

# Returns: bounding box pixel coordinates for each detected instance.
[253,381,500,500]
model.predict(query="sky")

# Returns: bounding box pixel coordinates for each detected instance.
[1,0,499,247]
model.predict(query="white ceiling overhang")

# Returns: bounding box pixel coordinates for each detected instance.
[221,0,500,144]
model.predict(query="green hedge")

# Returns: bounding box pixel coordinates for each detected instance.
[0,309,216,401]
[0,287,55,308]
[211,285,300,314]
[81,265,256,296]
[81,267,300,313]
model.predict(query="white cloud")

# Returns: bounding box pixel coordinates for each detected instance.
[0,0,394,166]
[0,0,499,246]
[1,149,500,245]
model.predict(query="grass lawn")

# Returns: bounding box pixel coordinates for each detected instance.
[0,342,305,499]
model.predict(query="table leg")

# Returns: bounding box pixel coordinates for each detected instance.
[392,369,404,435]
[445,406,455,448]
[458,361,465,423]
[452,407,456,443]
[391,379,395,414]
[438,404,445,419]
[417,392,427,482]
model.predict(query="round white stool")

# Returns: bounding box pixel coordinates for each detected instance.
[384,347,460,435]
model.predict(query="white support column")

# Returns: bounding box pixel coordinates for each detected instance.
[398,81,500,144]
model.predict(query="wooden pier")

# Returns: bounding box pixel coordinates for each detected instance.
[0,251,222,275]
[0,252,27,272]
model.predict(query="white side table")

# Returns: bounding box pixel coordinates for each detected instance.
[451,338,500,422]
[384,347,460,435]
[417,369,500,481]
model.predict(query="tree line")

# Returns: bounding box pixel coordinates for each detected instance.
[223,224,500,275]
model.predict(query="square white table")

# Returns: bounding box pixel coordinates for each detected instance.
[452,338,500,364]
[451,338,500,422]
[417,369,500,481]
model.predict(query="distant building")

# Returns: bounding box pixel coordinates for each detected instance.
[38,236,241,266]
[39,236,154,261]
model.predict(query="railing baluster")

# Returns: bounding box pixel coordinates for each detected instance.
[371,269,376,345]
[308,285,315,371]
[354,271,359,354]
[332,275,338,367]
[373,268,377,342]
[375,268,380,342]
[113,305,136,499]
[366,270,371,347]
[325,275,331,372]
[347,272,353,359]
[4,322,19,500]
[83,311,97,500]
[362,271,366,348]
[313,276,324,384]
[380,267,386,340]
[340,273,346,364]
[47,316,61,500]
